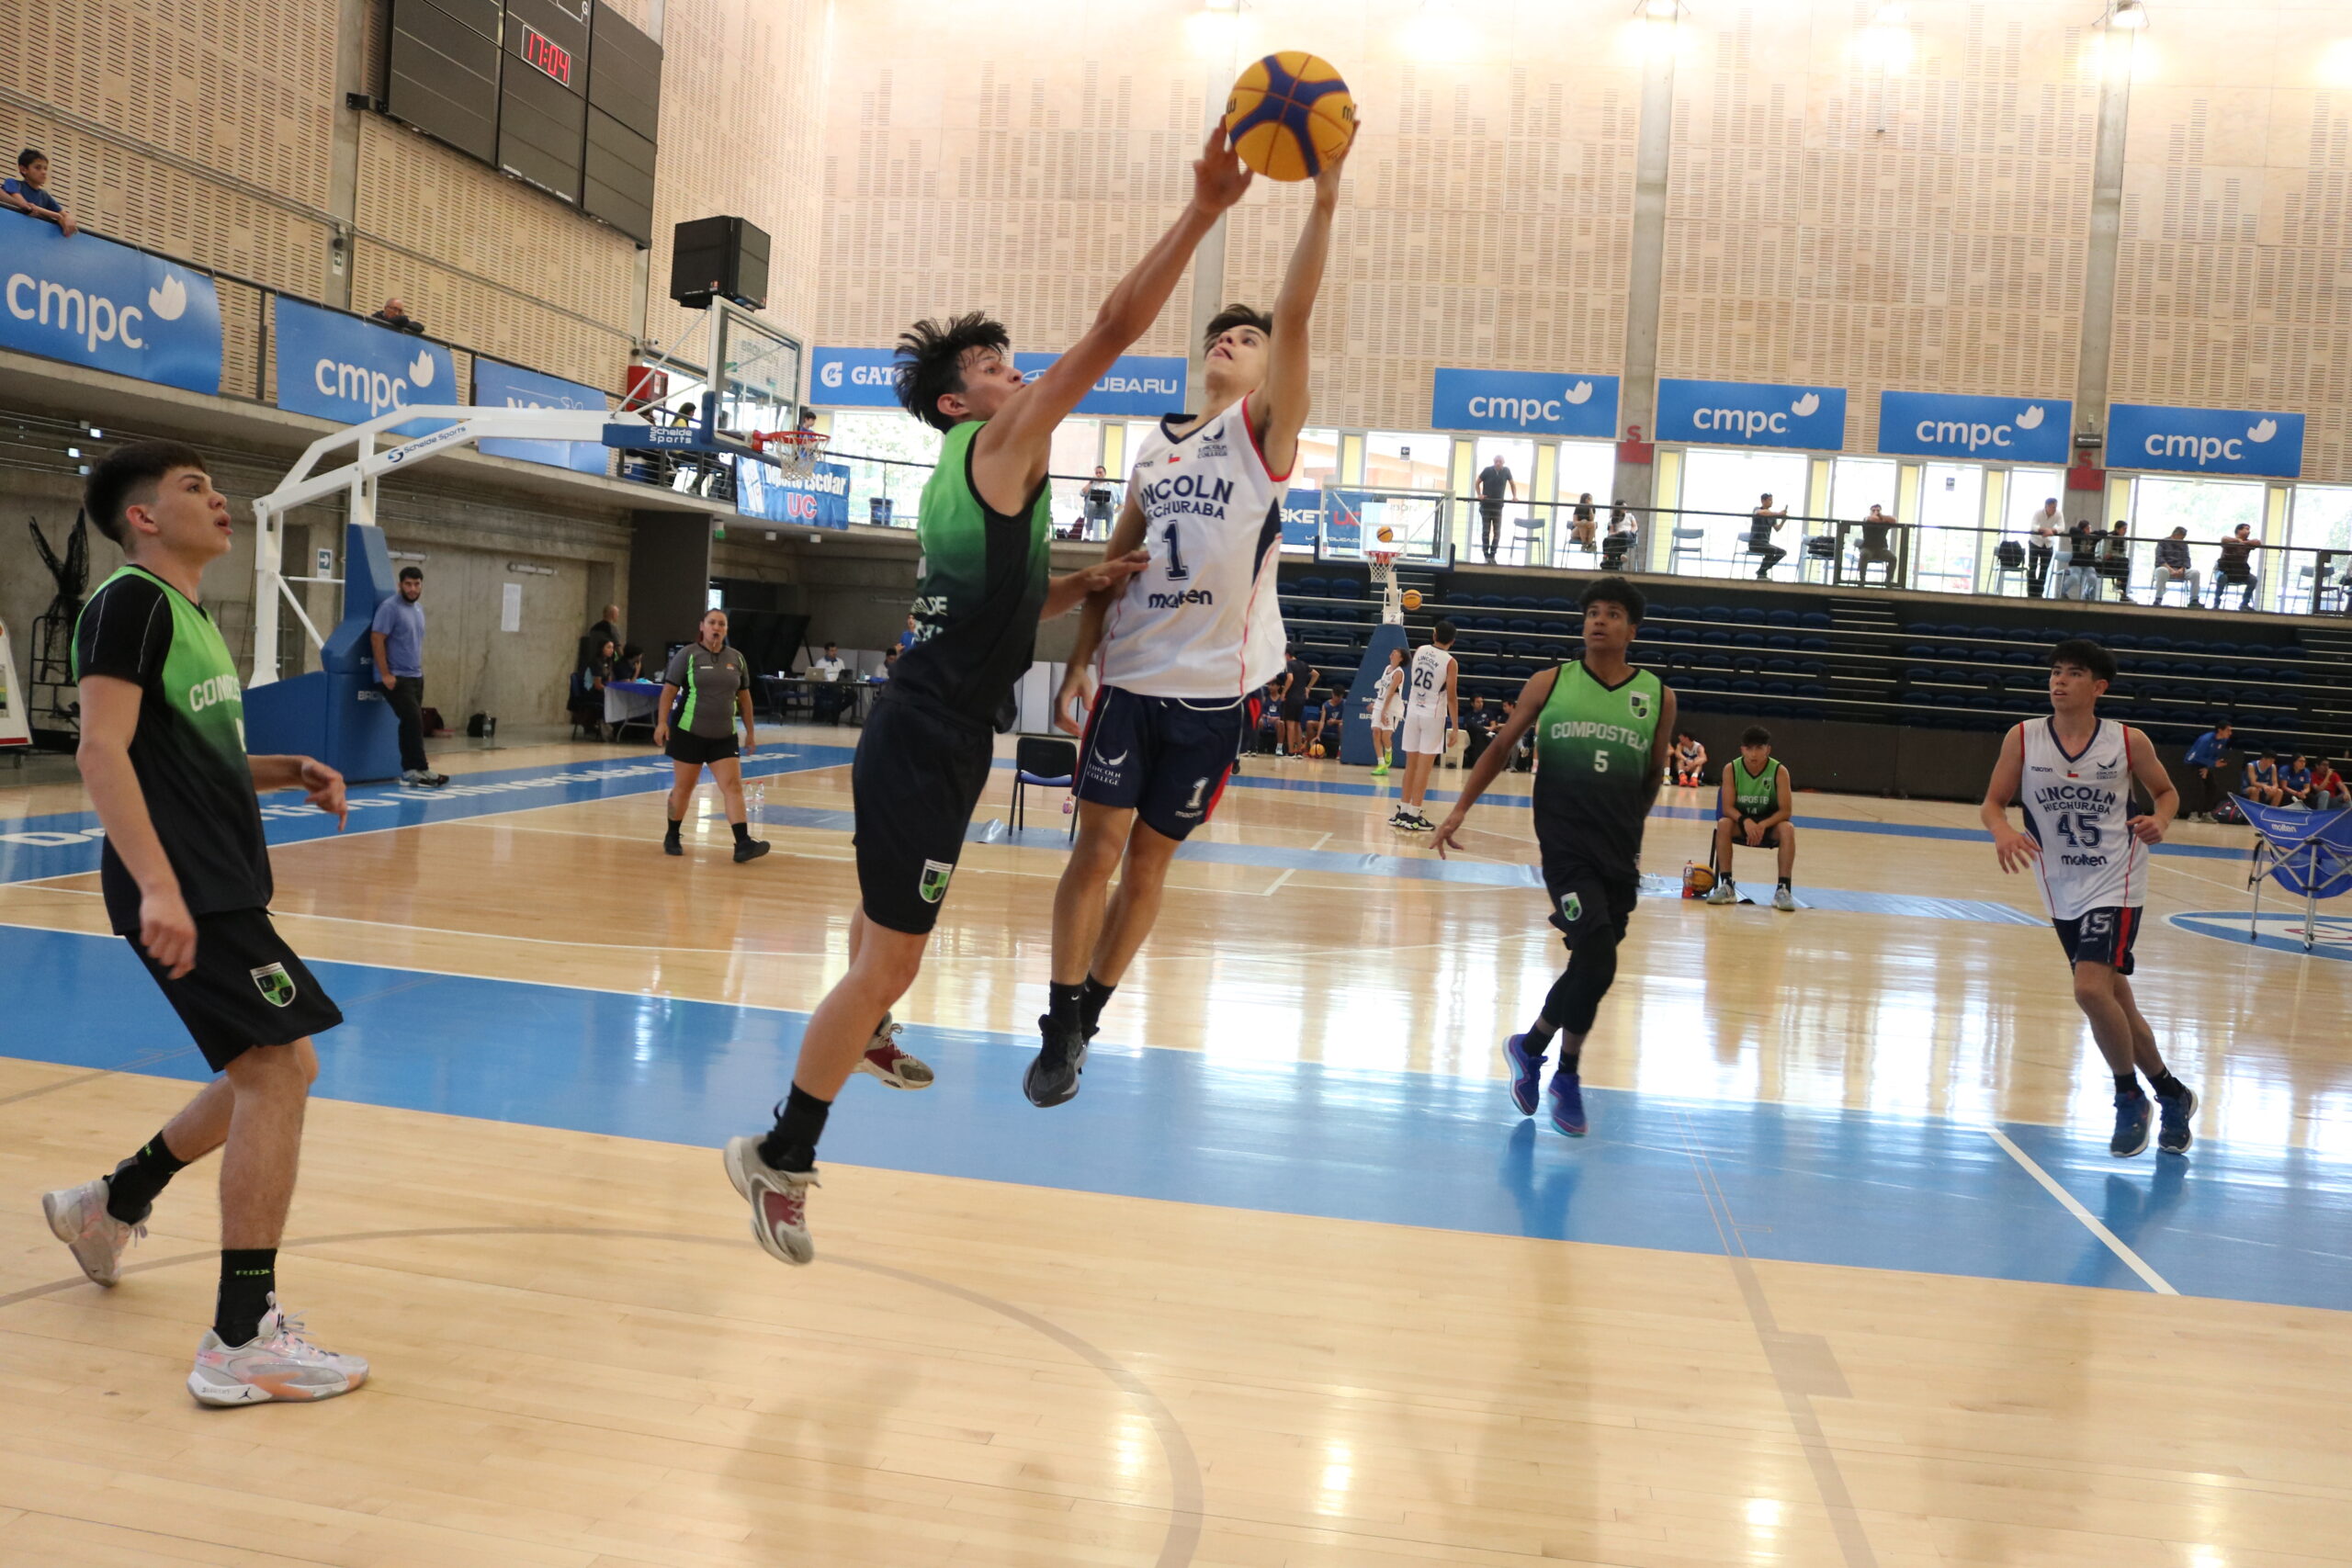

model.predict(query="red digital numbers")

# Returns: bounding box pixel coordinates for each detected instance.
[521,26,572,88]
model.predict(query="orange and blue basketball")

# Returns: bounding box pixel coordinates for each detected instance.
[1223,52,1355,182]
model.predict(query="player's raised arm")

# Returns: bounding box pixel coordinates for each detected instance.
[974,129,1253,506]
[1054,490,1150,735]
[1979,723,2039,873]
[2124,726,2179,843]
[1254,127,1355,476]
[1432,667,1557,857]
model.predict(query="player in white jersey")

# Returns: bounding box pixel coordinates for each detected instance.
[1391,623,1458,831]
[1029,134,1353,1107]
[1981,638,2197,1158]
[1368,648,1406,776]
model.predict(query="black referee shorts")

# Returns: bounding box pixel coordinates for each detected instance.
[853,690,996,935]
[129,908,343,1072]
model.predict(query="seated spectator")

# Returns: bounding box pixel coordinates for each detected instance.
[571,637,617,739]
[614,643,645,681]
[874,646,899,683]
[2181,720,2232,820]
[1569,492,1599,551]
[2243,752,2287,807]
[2307,758,2346,811]
[1672,730,1708,788]
[2214,524,2261,610]
[1600,507,1636,571]
[809,641,848,723]
[2153,527,2202,606]
[2058,519,2104,601]
[2282,754,2314,807]
[581,604,622,670]
[1461,694,1497,768]
[3,148,76,235]
[1856,505,1898,581]
[368,297,425,335]
[2098,519,2132,599]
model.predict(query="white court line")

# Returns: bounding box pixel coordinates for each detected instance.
[1985,1126,2179,1295]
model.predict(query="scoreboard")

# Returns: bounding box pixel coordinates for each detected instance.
[385,0,660,244]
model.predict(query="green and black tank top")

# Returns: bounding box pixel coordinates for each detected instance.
[1531,659,1666,878]
[1731,754,1782,818]
[890,419,1055,727]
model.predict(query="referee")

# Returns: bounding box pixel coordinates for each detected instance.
[654,608,769,863]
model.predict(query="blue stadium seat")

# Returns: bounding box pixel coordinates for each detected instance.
[1766,633,1798,650]
[1509,596,1541,612]
[1799,636,1830,652]
[1800,611,1833,629]
[1732,630,1766,649]
[1767,607,1801,627]
[1701,629,1733,647]
[2139,636,2174,652]
[1733,607,1768,626]
[1541,597,1575,615]
[2106,633,2139,650]
[1698,605,1735,624]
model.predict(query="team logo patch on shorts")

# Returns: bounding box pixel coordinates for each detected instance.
[919,859,955,904]
[1559,891,1584,925]
[250,963,296,1008]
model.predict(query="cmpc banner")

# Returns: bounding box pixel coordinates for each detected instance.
[1657,378,1847,450]
[1279,488,1324,549]
[809,345,902,409]
[473,357,608,475]
[1878,390,2072,465]
[1430,367,1620,437]
[2108,402,2305,479]
[0,213,221,393]
[737,457,853,530]
[276,296,457,436]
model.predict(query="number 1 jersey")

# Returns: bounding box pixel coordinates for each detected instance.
[1099,394,1290,700]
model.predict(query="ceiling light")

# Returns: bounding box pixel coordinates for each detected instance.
[2109,0,2148,28]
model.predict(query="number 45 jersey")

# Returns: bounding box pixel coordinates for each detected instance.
[1099,394,1291,700]
[2018,716,2148,920]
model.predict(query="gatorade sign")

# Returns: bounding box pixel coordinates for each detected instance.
[808,345,902,409]
[1657,378,1847,451]
[2108,403,2304,479]
[1878,390,2072,465]
[1431,367,1620,437]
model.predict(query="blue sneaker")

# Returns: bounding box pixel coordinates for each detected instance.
[1503,1033,1544,1117]
[2109,1089,2152,1157]
[1548,1071,1588,1138]
[2156,1084,2197,1155]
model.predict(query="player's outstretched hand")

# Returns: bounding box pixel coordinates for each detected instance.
[1991,824,2041,874]
[1193,125,1253,215]
[1078,549,1151,595]
[1431,811,1469,859]
[299,757,348,829]
[1054,667,1094,738]
[139,886,198,979]
[2127,813,2165,845]
[1315,113,1361,202]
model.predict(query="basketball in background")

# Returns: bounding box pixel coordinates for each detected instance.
[1401,589,1423,612]
[1223,52,1356,182]
[1374,524,1396,544]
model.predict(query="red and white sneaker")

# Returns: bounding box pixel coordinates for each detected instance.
[854,1014,933,1089]
[42,1178,144,1288]
[724,1136,818,1266]
[187,1297,368,1406]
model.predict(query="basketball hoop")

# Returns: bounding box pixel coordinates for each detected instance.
[756,428,830,479]
[1367,540,1403,625]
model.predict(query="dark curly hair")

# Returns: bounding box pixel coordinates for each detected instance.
[1579,574,1646,626]
[893,312,1012,433]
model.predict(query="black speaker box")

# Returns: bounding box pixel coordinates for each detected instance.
[670,216,769,310]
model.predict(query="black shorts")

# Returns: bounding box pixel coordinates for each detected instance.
[129,908,343,1073]
[1281,697,1306,723]
[854,690,995,936]
[665,730,741,766]
[1479,500,1504,520]
[1540,852,1639,946]
[2054,905,2143,975]
[1726,812,1781,850]
[1077,686,1247,842]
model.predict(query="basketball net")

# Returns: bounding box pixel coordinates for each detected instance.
[757,429,830,479]
[1368,546,1402,625]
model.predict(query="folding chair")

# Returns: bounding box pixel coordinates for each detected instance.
[2237,796,2352,952]
[1012,735,1080,839]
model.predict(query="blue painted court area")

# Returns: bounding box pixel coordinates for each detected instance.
[3,923,2343,1313]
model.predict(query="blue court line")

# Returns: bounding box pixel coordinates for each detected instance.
[2,923,2340,1312]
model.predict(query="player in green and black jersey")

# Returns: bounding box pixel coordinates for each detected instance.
[1704,725,1798,909]
[1432,576,1677,1140]
[726,128,1258,1266]
[40,441,369,1406]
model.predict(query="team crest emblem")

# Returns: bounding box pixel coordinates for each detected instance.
[1559,891,1583,925]
[250,964,296,1008]
[919,859,955,903]
[1627,690,1653,720]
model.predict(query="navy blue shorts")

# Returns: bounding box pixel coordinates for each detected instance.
[2053,905,2142,975]
[1077,686,1249,841]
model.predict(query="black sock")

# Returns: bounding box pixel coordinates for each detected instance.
[1778,875,1792,890]
[214,1249,277,1346]
[2114,1072,2141,1098]
[758,1085,831,1173]
[106,1132,187,1224]
[1047,981,1086,1037]
[1080,976,1116,1034]
[1557,1043,1583,1075]
[2150,1069,2188,1100]
[664,816,683,842]
[1525,1017,1558,1053]
[730,820,751,845]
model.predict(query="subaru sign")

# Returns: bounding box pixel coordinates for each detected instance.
[0,214,221,393]
[473,358,607,475]
[1014,353,1187,418]
[275,297,457,436]
[737,457,852,530]
[1878,390,2071,465]
[1431,367,1619,437]
[808,345,903,409]
[1657,378,1847,450]
[1280,488,1324,549]
[2108,403,2304,479]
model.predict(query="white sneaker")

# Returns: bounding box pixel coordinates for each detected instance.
[1772,885,1797,912]
[724,1136,818,1266]
[1703,880,1736,905]
[42,1178,144,1287]
[854,1014,933,1089]
[187,1297,368,1405]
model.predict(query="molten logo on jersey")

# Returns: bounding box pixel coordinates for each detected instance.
[1146,588,1216,609]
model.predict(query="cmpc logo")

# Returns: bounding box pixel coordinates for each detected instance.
[1432,367,1618,437]
[1657,378,1847,450]
[1878,391,2071,463]
[5,265,195,353]
[313,347,436,415]
[2108,403,2304,479]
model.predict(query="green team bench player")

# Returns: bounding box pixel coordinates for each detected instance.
[1704,725,1798,910]
[1433,575,1677,1140]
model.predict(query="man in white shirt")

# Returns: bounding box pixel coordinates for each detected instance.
[810,642,848,724]
[2027,498,2062,598]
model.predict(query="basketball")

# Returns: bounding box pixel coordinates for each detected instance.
[1375,524,1396,544]
[1309,743,1326,758]
[1684,863,1717,897]
[1401,589,1423,612]
[1223,52,1357,182]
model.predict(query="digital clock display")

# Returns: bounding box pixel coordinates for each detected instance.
[520,24,572,87]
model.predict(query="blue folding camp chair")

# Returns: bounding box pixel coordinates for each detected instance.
[2235,796,2352,952]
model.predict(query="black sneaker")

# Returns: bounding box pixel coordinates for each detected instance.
[663,837,684,857]
[2155,1084,2198,1155]
[1024,1015,1088,1108]
[733,838,771,863]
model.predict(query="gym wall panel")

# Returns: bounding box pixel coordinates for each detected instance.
[2110,4,2352,483]
[1657,2,2096,455]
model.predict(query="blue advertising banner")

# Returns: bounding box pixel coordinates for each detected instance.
[809,345,903,409]
[2108,403,2305,479]
[1878,390,2072,465]
[0,214,221,393]
[1322,489,1372,554]
[473,358,608,475]
[1657,378,1847,450]
[1430,367,1620,437]
[736,458,853,531]
[1013,352,1187,418]
[275,297,457,435]
[1280,488,1324,549]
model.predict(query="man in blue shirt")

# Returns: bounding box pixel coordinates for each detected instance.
[4,148,77,235]
[368,567,445,787]
[2181,721,2230,821]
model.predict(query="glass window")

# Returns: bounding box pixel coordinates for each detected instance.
[1829,458,1896,525]
[1549,443,1618,570]
[1467,437,1538,566]
[1676,448,1811,578]
[1046,418,1102,538]
[829,410,939,529]
[1291,427,1341,491]
[2131,475,2267,607]
[1913,463,1985,595]
[2005,469,2065,532]
[1357,432,1450,558]
[2290,484,2352,552]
